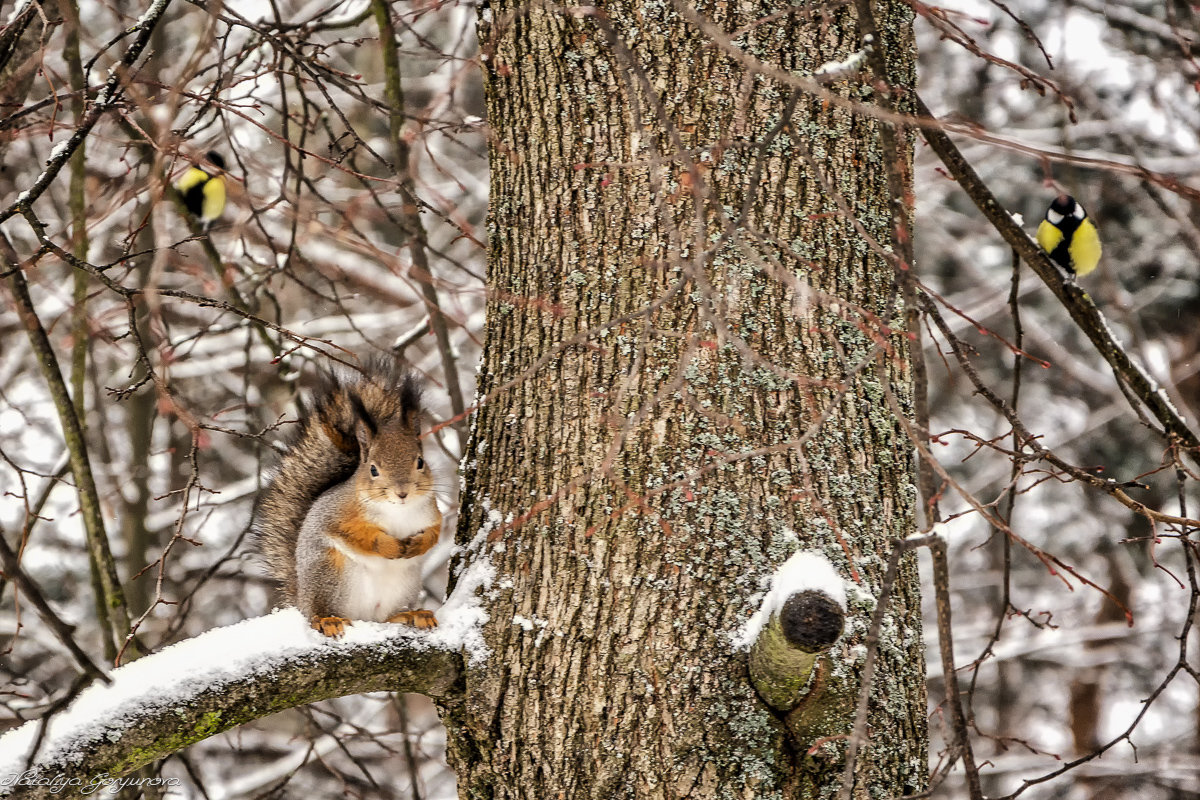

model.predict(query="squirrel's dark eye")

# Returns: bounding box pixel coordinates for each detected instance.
[416,456,425,470]
[369,464,379,477]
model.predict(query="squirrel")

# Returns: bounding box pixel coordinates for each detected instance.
[254,361,442,637]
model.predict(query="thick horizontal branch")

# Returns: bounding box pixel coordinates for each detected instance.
[0,611,464,799]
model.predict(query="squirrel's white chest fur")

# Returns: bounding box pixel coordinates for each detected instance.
[328,495,438,622]
[364,492,440,539]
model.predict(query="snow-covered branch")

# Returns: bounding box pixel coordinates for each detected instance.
[0,610,465,799]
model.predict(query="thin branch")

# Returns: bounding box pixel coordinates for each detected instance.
[929,535,984,799]
[0,0,174,226]
[0,527,109,684]
[369,0,467,428]
[837,532,936,800]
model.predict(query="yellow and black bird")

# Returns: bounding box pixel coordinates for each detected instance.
[1035,194,1102,279]
[176,151,227,226]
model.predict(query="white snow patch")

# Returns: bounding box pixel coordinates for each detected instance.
[48,141,70,163]
[1156,387,1186,423]
[731,551,847,650]
[5,0,32,25]
[815,39,871,77]
[135,0,170,27]
[910,520,954,540]
[513,614,550,646]
[430,556,495,666]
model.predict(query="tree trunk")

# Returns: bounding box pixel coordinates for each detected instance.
[445,1,926,797]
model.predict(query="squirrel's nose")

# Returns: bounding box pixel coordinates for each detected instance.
[395,489,408,500]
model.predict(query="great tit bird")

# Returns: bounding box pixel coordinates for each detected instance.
[176,151,227,225]
[1035,194,1101,278]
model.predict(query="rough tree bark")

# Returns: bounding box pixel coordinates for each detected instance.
[444,0,927,797]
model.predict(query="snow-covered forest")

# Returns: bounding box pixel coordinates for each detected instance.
[0,0,1197,797]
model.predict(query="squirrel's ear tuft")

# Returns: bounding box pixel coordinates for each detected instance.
[399,370,423,434]
[348,391,378,437]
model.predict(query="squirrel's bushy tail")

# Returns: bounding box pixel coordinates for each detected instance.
[253,359,423,603]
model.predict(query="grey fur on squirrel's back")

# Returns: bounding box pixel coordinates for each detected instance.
[252,360,423,603]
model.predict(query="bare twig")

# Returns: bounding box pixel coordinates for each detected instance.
[0,527,110,683]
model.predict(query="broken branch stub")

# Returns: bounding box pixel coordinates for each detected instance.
[749,588,846,711]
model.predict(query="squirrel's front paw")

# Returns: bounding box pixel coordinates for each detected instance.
[312,615,351,637]
[394,528,438,559]
[388,609,438,629]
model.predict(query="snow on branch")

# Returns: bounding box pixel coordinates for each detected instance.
[735,551,846,648]
[0,609,465,799]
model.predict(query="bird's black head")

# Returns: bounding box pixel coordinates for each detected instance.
[1049,194,1075,216]
[205,151,226,171]
[1046,193,1088,226]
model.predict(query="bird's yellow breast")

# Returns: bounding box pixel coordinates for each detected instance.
[177,166,226,223]
[1068,218,1102,277]
[1036,217,1101,277]
[176,166,211,195]
[1035,219,1064,255]
[200,177,226,223]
